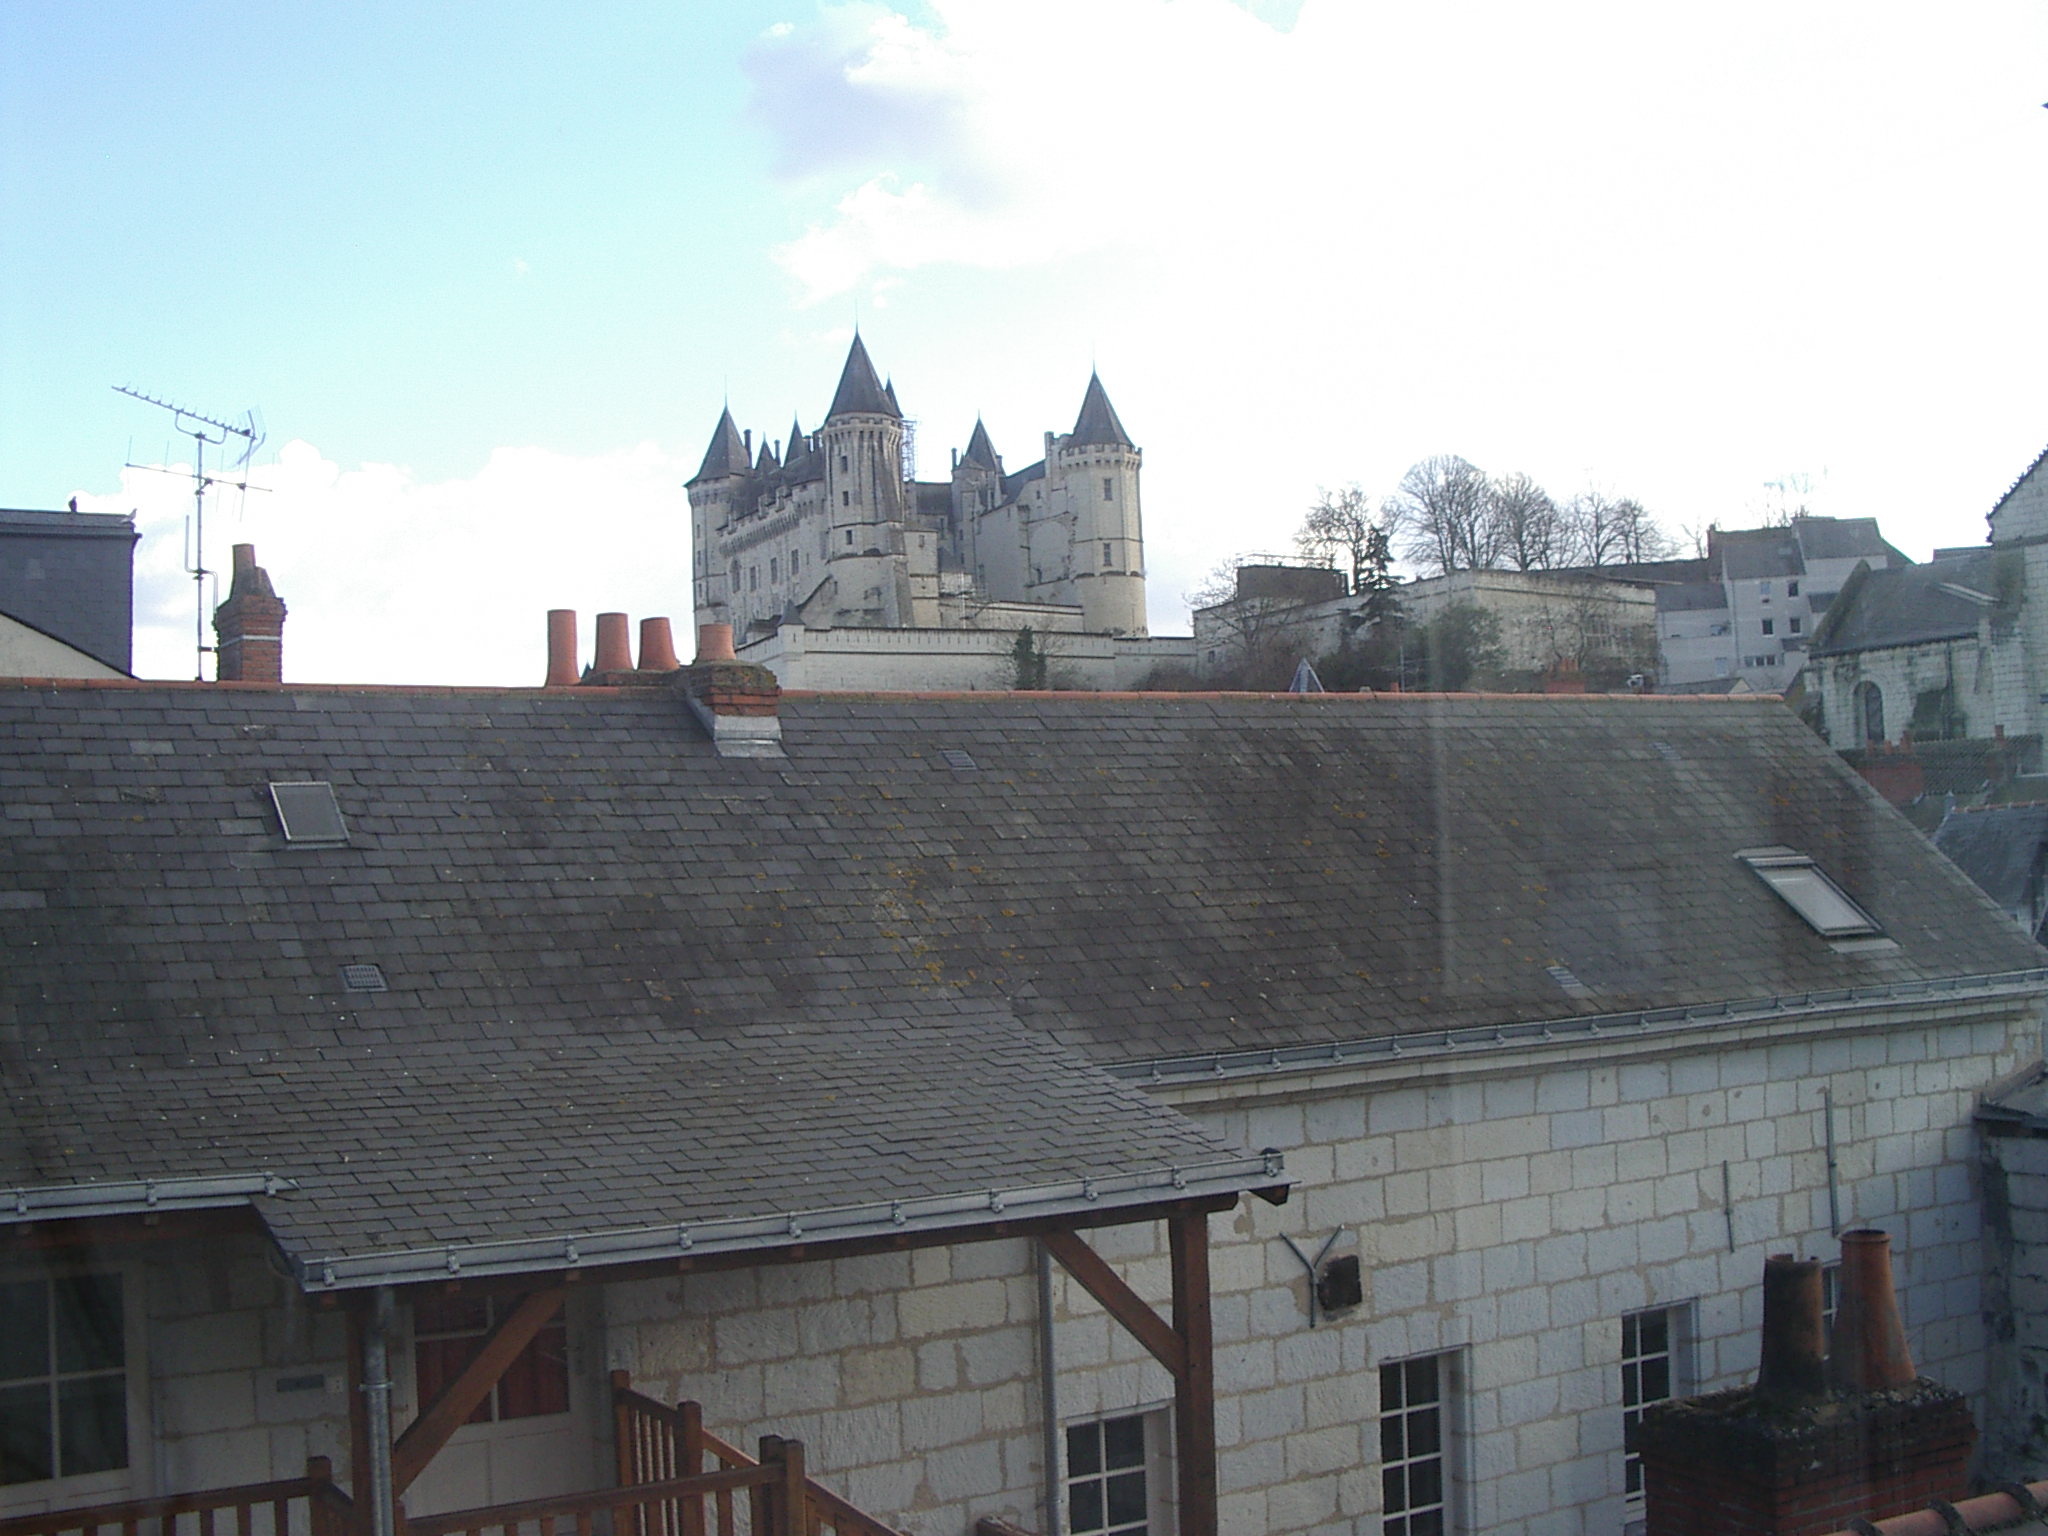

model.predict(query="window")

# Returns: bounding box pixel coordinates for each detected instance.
[1737,848,1882,938]
[1381,1355,1450,1536]
[1788,580,1800,597]
[413,1295,568,1424]
[1761,619,1774,637]
[1758,581,1771,597]
[1066,1412,1162,1535]
[842,491,851,507]
[845,530,854,546]
[1103,477,1114,500]
[790,549,800,575]
[1789,617,1802,635]
[839,454,849,472]
[1103,541,1114,568]
[769,557,779,584]
[1621,1310,1678,1512]
[270,782,348,845]
[0,1273,128,1485]
[748,566,758,592]
[1855,680,1884,743]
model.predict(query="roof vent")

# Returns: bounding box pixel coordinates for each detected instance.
[340,964,388,993]
[269,782,348,845]
[1546,963,1595,999]
[940,748,978,771]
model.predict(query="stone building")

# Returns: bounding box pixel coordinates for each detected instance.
[687,338,1175,688]
[0,504,137,676]
[4,627,2045,1536]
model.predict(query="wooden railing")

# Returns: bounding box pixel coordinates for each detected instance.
[400,1462,799,1536]
[0,1459,353,1536]
[610,1375,903,1536]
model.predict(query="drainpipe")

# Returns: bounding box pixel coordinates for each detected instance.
[364,1287,397,1536]
[1035,1240,1064,1536]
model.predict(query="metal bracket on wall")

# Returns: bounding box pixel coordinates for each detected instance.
[1280,1228,1348,1328]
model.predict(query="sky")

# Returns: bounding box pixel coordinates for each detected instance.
[3,1,2045,684]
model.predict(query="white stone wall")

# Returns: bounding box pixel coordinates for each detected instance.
[1809,635,2034,748]
[0,613,124,678]
[737,623,1194,692]
[1981,1120,2048,1478]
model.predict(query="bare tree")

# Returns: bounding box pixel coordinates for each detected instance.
[1487,471,1562,571]
[1188,557,1334,689]
[1609,498,1676,563]
[1388,455,1494,575]
[1297,484,1393,592]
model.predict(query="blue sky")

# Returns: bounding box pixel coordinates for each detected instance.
[4,1,2045,683]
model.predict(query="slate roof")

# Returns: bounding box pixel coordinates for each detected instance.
[689,408,749,485]
[1934,803,2048,919]
[5,684,2041,1283]
[1791,515,1901,565]
[1656,582,1728,614]
[963,419,999,470]
[1069,374,1134,448]
[826,336,898,420]
[1808,548,2019,656]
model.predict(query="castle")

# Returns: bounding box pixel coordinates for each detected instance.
[687,336,1150,652]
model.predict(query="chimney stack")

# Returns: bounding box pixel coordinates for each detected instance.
[213,544,287,683]
[1637,1235,1975,1536]
[675,622,782,757]
[545,610,580,686]
[593,612,634,677]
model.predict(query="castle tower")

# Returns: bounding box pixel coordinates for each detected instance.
[818,335,919,626]
[686,407,751,625]
[1058,373,1147,636]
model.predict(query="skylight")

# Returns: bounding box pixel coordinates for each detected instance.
[1737,847,1880,938]
[269,782,348,845]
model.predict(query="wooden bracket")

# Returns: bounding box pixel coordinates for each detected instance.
[390,1287,566,1494]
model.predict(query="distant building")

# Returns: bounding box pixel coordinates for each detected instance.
[1655,516,1909,689]
[686,337,1189,689]
[0,505,138,674]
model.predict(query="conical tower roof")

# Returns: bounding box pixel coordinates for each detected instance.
[884,378,901,414]
[784,415,808,462]
[755,438,780,474]
[826,334,899,419]
[690,407,750,484]
[962,417,1000,470]
[1069,372,1133,448]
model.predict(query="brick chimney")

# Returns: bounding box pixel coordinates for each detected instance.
[1637,1234,1975,1536]
[676,622,782,757]
[213,544,286,682]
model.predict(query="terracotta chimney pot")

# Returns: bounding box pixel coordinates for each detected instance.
[594,612,633,675]
[545,610,580,687]
[1756,1254,1826,1406]
[1831,1228,1917,1392]
[696,622,737,664]
[638,617,681,672]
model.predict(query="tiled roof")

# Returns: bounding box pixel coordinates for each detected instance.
[4,685,2040,1279]
[1934,802,2048,916]
[826,335,898,419]
[1069,374,1133,448]
[689,408,749,485]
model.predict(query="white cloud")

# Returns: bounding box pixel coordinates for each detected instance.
[84,440,693,687]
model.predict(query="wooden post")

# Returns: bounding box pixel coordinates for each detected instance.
[774,1438,807,1536]
[751,1437,780,1536]
[307,1457,335,1536]
[1168,1211,1217,1536]
[677,1400,706,1536]
[610,1371,638,1536]
[344,1305,372,1536]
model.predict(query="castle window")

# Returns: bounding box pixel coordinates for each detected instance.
[1761,619,1774,637]
[1102,477,1114,501]
[1789,616,1801,635]
[846,531,854,546]
[842,491,851,508]
[770,558,779,584]
[1102,542,1113,568]
[748,566,758,592]
[791,549,800,574]
[840,454,849,472]
[1788,580,1800,597]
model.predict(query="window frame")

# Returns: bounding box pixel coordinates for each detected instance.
[1621,1307,1687,1518]
[1064,1407,1172,1536]
[1379,1351,1462,1536]
[0,1264,147,1501]
[1736,847,1882,938]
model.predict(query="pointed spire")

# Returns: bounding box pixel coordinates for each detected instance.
[755,437,780,474]
[690,407,750,483]
[962,417,1000,470]
[826,334,899,419]
[1070,372,1133,448]
[884,378,901,414]
[784,415,808,463]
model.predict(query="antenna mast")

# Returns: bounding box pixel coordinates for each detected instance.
[112,386,265,679]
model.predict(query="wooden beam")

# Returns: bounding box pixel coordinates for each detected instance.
[1168,1211,1218,1536]
[1041,1230,1185,1377]
[345,1304,371,1520]
[390,1287,566,1494]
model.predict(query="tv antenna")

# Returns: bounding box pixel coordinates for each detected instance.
[112,386,267,679]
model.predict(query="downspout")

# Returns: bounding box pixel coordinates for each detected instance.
[1035,1239,1064,1536]
[364,1287,397,1536]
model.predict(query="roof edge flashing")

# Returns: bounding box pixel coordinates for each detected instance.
[3,1172,296,1224]
[298,1153,1285,1291]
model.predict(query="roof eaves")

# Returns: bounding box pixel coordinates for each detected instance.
[297,1151,1288,1291]
[1118,969,2048,1087]
[3,1171,297,1224]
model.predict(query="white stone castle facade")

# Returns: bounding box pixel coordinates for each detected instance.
[687,338,1165,691]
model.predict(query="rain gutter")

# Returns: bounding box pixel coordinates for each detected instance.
[3,1172,295,1223]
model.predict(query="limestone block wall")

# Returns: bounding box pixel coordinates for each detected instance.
[1811,637,2034,748]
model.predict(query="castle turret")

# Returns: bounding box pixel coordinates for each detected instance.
[1058,373,1146,635]
[687,407,752,627]
[819,335,915,625]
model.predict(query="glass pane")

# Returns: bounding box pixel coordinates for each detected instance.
[1406,1357,1438,1405]
[1106,1469,1146,1524]
[53,1275,122,1374]
[0,1282,46,1382]
[1071,1478,1103,1532]
[1068,1423,1101,1476]
[1103,1415,1145,1468]
[1409,1457,1442,1509]
[1381,1413,1405,1463]
[0,1381,53,1486]
[1382,1465,1404,1513]
[1642,1358,1669,1402]
[1407,1407,1440,1458]
[1639,1311,1668,1354]
[1412,1509,1443,1536]
[57,1375,127,1477]
[498,1324,570,1419]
